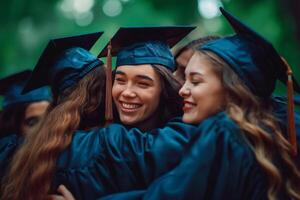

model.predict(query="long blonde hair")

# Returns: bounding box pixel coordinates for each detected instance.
[1,66,106,200]
[199,50,300,200]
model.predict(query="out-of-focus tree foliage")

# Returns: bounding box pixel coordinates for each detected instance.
[0,0,299,97]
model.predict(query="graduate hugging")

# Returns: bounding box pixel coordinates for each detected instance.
[1,7,300,200]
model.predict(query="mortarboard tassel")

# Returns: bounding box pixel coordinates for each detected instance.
[281,57,297,156]
[104,40,113,126]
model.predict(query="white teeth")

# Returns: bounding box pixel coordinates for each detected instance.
[121,103,140,109]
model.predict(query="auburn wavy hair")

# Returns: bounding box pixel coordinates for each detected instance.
[1,66,106,200]
[198,50,300,200]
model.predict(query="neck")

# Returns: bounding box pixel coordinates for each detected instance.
[128,110,162,131]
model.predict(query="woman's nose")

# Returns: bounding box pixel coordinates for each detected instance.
[121,86,137,98]
[179,83,191,97]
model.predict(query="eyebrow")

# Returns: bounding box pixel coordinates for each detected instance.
[136,75,154,82]
[187,72,204,77]
[115,70,154,82]
[115,70,126,76]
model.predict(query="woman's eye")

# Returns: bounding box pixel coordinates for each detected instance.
[190,78,204,86]
[138,82,150,88]
[191,81,201,86]
[24,117,39,127]
[115,78,126,84]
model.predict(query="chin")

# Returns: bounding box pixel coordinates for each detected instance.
[182,115,195,124]
[121,120,136,125]
[119,116,135,125]
[182,113,203,124]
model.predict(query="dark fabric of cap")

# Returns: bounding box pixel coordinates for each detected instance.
[0,70,51,109]
[98,26,196,72]
[23,32,104,94]
[200,7,300,98]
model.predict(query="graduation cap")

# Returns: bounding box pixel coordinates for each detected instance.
[200,7,299,155]
[98,26,196,72]
[22,32,104,94]
[0,70,51,109]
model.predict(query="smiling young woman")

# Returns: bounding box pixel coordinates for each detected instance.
[169,8,300,199]
[101,26,196,131]
[179,52,225,124]
[112,63,185,131]
[113,64,162,130]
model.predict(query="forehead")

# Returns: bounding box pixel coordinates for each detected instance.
[25,101,50,117]
[185,52,215,75]
[116,64,159,79]
[176,48,194,62]
[176,49,194,67]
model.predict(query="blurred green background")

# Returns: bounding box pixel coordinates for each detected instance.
[0,0,299,95]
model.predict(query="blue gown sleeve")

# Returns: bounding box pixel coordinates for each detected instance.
[0,134,21,182]
[53,118,200,199]
[97,113,269,200]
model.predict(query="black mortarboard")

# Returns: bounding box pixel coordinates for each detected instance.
[98,26,196,72]
[23,32,104,94]
[200,7,299,155]
[200,7,300,98]
[0,70,51,109]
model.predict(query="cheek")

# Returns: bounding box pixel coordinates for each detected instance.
[142,90,161,108]
[20,122,31,135]
[149,94,160,109]
[210,82,225,107]
[202,95,222,113]
[112,85,121,99]
[192,85,210,103]
[193,84,224,118]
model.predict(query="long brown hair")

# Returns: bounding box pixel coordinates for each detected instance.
[199,50,300,200]
[1,66,106,200]
[152,64,183,125]
[0,103,29,137]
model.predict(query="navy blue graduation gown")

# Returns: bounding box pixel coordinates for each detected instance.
[0,134,21,183]
[0,118,197,199]
[97,97,299,200]
[51,117,199,199]
[97,112,270,200]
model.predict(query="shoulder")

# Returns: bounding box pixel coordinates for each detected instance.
[0,134,20,152]
[189,113,266,196]
[0,134,21,177]
[56,123,141,169]
[197,112,242,138]
[194,112,252,157]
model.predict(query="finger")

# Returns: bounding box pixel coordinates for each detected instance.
[57,185,75,200]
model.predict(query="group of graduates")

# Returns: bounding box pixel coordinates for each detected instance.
[0,7,300,200]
